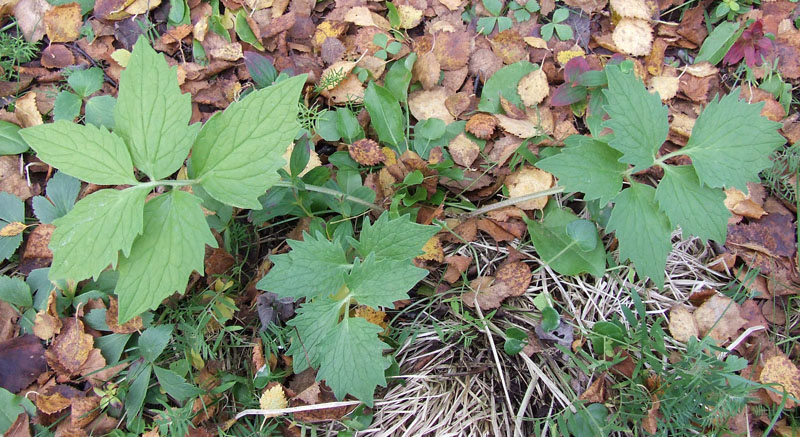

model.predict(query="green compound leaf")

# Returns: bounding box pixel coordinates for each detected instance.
[346,254,428,308]
[603,66,668,172]
[477,61,537,113]
[535,135,626,205]
[607,182,672,288]
[20,121,137,185]
[48,187,148,282]
[655,165,730,243]
[679,88,785,190]
[525,202,606,277]
[317,316,390,406]
[351,214,438,261]
[192,74,305,209]
[115,36,198,181]
[67,67,104,98]
[257,232,349,301]
[364,82,406,152]
[115,190,216,323]
[286,297,343,373]
[33,171,81,224]
[0,192,24,261]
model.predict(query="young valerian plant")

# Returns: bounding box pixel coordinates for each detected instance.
[19,36,306,323]
[536,61,785,287]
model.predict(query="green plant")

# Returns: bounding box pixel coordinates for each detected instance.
[477,0,512,35]
[536,61,785,287]
[256,213,438,405]
[54,67,116,128]
[32,171,80,223]
[373,33,402,61]
[18,36,306,323]
[541,8,573,41]
[0,21,38,81]
[508,0,540,22]
[0,192,25,261]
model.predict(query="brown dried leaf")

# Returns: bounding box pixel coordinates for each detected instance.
[432,31,471,71]
[70,395,101,428]
[693,294,747,344]
[20,223,53,274]
[466,113,497,139]
[0,334,47,393]
[35,391,71,415]
[493,261,531,297]
[13,0,53,42]
[443,255,472,284]
[461,276,502,309]
[412,51,441,90]
[448,133,480,168]
[490,30,529,65]
[495,114,543,139]
[106,297,143,334]
[41,44,75,69]
[45,318,93,377]
[349,139,386,165]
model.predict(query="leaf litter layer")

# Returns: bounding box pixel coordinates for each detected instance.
[1,0,800,432]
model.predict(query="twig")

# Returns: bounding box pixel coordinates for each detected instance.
[467,186,565,218]
[234,400,362,420]
[272,180,384,213]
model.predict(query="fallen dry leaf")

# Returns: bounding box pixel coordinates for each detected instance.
[349,139,386,166]
[505,166,554,210]
[44,3,81,43]
[408,88,455,124]
[692,294,747,345]
[45,317,94,379]
[448,133,480,168]
[260,384,288,414]
[613,18,653,57]
[466,113,497,139]
[0,334,47,393]
[667,305,699,343]
[760,351,800,408]
[517,69,549,107]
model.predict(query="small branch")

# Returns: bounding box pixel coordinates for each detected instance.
[466,186,565,218]
[135,179,198,190]
[234,400,362,420]
[273,181,384,213]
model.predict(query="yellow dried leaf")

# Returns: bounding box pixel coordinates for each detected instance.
[517,69,549,107]
[397,4,423,29]
[448,132,480,168]
[556,49,585,65]
[259,385,288,414]
[382,147,397,165]
[495,113,543,139]
[760,352,800,408]
[612,18,653,57]
[320,61,357,91]
[209,42,243,61]
[609,0,652,20]
[355,306,388,330]
[14,92,42,127]
[417,236,444,262]
[667,305,699,343]
[648,76,679,101]
[44,3,82,42]
[313,21,349,46]
[523,36,548,49]
[506,166,553,210]
[0,221,26,237]
[111,49,131,67]
[282,142,322,176]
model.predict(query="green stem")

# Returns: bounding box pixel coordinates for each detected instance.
[467,186,566,217]
[136,179,198,190]
[272,180,384,213]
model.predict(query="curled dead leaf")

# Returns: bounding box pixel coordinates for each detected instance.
[466,113,497,139]
[349,139,386,166]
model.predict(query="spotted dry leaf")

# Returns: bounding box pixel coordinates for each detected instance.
[45,317,93,378]
[466,113,497,139]
[493,261,531,297]
[0,222,26,237]
[354,306,388,329]
[417,236,444,262]
[693,294,747,345]
[349,139,385,165]
[760,352,800,408]
[35,391,72,415]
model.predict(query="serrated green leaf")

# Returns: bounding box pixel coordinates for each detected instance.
[603,66,668,171]
[0,192,24,261]
[0,275,31,308]
[655,165,729,242]
[535,136,626,205]
[192,74,305,209]
[352,214,438,262]
[53,91,82,121]
[525,203,606,276]
[115,36,198,180]
[286,296,344,373]
[679,89,785,190]
[138,324,173,362]
[346,254,428,308]
[607,183,672,287]
[68,67,104,98]
[33,171,80,224]
[20,121,137,185]
[0,120,28,155]
[84,95,116,129]
[317,316,390,406]
[257,231,349,301]
[116,190,216,323]
[364,82,406,152]
[153,366,203,401]
[48,187,148,281]
[478,61,537,113]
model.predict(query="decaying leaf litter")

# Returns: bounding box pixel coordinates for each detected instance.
[1,0,800,432]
